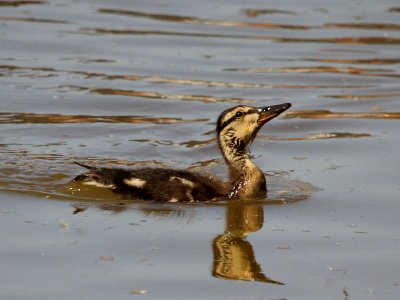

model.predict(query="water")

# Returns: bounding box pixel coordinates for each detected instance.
[1,0,399,299]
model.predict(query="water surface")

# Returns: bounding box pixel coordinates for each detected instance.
[1,0,399,299]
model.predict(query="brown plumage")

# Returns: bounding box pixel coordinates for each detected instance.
[73,103,291,202]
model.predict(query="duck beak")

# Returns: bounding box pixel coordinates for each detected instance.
[257,103,291,125]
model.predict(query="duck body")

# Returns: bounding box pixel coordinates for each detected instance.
[74,163,227,202]
[73,103,291,202]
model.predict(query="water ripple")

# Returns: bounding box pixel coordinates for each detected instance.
[259,132,371,141]
[325,22,400,31]
[388,7,400,13]
[180,132,371,148]
[77,27,400,45]
[277,36,400,45]
[90,87,251,103]
[323,93,400,100]
[301,58,400,65]
[242,9,297,17]
[0,112,207,124]
[0,16,71,24]
[286,110,400,120]
[97,8,310,30]
[0,65,374,90]
[0,0,44,7]
[224,66,393,77]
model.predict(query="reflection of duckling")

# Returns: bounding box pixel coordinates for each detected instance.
[212,204,284,284]
[73,103,291,202]
[213,234,283,285]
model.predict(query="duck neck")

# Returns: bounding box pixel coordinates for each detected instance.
[219,136,266,199]
[222,145,252,180]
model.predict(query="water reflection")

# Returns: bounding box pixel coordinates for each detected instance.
[242,9,297,17]
[0,0,44,7]
[285,110,400,120]
[0,16,71,24]
[0,112,206,124]
[97,8,309,30]
[212,202,284,284]
[79,26,400,45]
[276,36,400,45]
[0,64,373,90]
[258,132,371,141]
[0,144,313,286]
[1,110,397,126]
[70,200,285,284]
[303,58,400,65]
[325,22,400,30]
[91,87,246,103]
[224,66,392,76]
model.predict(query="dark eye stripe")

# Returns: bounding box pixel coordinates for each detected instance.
[217,109,256,133]
[218,115,238,132]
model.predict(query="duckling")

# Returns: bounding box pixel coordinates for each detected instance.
[73,103,291,202]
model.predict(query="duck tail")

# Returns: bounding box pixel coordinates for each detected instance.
[74,161,96,171]
[73,162,116,188]
[73,162,98,182]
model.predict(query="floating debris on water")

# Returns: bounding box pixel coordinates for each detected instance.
[99,256,115,262]
[293,156,307,160]
[271,226,286,231]
[58,220,69,230]
[277,244,290,250]
[328,265,347,273]
[129,289,148,295]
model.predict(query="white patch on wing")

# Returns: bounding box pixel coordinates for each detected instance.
[123,178,146,188]
[169,176,195,188]
[186,190,195,202]
[82,180,115,188]
[168,197,179,203]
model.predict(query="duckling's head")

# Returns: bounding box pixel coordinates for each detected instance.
[216,103,291,154]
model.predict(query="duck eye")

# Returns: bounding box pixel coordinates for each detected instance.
[235,111,244,118]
